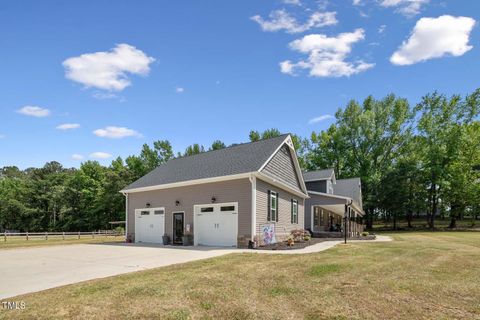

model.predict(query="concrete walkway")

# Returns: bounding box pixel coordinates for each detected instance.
[0,236,391,299]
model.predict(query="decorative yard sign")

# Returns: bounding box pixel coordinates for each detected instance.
[261,224,276,245]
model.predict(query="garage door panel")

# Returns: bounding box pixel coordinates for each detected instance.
[135,208,165,244]
[194,203,238,247]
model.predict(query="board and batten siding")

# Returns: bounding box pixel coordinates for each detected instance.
[127,178,252,246]
[261,144,302,192]
[255,179,304,244]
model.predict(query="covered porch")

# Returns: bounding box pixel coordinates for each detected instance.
[307,191,364,238]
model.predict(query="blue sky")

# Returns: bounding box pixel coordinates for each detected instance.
[1,0,479,169]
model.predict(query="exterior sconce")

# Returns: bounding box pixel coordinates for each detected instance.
[146,202,151,208]
[175,200,180,206]
[211,196,216,203]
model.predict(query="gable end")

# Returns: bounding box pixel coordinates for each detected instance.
[261,144,303,192]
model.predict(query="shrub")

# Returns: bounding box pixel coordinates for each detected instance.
[291,229,310,242]
[361,231,369,237]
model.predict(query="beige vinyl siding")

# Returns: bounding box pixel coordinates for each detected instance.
[261,144,302,192]
[127,178,251,246]
[255,178,304,243]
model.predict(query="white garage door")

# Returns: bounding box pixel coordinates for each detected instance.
[135,207,165,244]
[194,202,238,247]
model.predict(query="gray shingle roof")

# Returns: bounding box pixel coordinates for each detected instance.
[302,169,334,181]
[123,134,290,191]
[334,178,362,208]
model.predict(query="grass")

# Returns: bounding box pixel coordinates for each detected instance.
[0,236,124,250]
[2,232,480,319]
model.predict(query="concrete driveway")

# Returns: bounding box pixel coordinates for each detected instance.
[0,243,240,299]
[0,236,392,299]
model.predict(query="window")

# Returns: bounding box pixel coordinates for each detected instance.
[291,199,298,224]
[221,206,235,212]
[154,210,164,215]
[201,207,214,213]
[140,211,150,215]
[320,210,324,226]
[268,191,278,222]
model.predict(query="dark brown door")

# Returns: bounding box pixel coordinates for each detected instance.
[173,212,184,244]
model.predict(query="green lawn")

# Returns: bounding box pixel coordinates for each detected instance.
[0,236,124,250]
[2,232,480,319]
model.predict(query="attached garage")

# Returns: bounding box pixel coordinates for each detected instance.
[134,207,165,243]
[194,202,238,247]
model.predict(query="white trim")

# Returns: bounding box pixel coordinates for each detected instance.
[255,172,309,199]
[249,174,257,241]
[124,192,128,241]
[121,172,252,194]
[257,135,308,195]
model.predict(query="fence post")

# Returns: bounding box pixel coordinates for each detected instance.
[62,232,65,240]
[4,231,6,242]
[26,232,29,241]
[78,231,80,240]
[45,232,48,240]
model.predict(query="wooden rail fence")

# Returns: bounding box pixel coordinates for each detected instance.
[2,231,123,242]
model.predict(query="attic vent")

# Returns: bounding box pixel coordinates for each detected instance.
[285,136,294,149]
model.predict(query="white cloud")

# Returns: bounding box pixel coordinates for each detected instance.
[390,15,476,66]
[283,0,301,5]
[280,28,375,77]
[353,0,362,5]
[251,9,337,34]
[63,44,155,92]
[378,24,387,34]
[71,154,84,160]
[308,114,334,124]
[93,126,141,139]
[175,87,185,93]
[90,152,112,159]
[16,106,51,117]
[56,123,80,130]
[379,0,429,16]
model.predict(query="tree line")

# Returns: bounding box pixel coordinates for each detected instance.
[1,89,479,232]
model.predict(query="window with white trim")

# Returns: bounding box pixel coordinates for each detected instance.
[291,199,298,224]
[268,191,278,222]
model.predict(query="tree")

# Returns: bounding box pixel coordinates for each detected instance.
[184,144,205,156]
[309,94,413,229]
[415,89,480,229]
[210,140,226,151]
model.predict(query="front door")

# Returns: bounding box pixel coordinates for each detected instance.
[173,212,184,244]
[313,207,322,231]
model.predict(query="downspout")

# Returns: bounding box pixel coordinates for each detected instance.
[122,191,128,242]
[249,174,257,243]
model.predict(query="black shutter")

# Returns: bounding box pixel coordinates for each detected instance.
[291,199,293,224]
[267,190,271,221]
[276,193,279,222]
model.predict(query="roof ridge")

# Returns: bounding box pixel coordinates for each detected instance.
[169,133,289,162]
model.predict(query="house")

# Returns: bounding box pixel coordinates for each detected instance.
[121,134,309,247]
[303,169,364,237]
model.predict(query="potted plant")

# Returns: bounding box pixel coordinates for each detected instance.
[287,236,294,247]
[162,234,170,245]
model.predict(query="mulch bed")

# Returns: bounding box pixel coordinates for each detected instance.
[255,238,326,250]
[254,235,376,250]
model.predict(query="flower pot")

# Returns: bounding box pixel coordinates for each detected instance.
[162,235,170,245]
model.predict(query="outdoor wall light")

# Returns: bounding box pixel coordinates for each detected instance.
[211,196,216,203]
[175,200,180,206]
[146,202,151,208]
